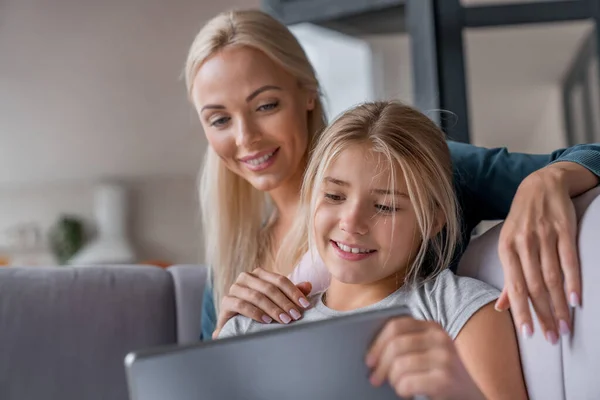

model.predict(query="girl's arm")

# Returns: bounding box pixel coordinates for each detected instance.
[454,303,528,400]
[366,304,527,400]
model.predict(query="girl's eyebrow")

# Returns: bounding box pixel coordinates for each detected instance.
[325,176,408,198]
[372,188,408,198]
[324,176,349,186]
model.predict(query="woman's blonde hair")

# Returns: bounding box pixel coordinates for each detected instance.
[184,9,327,310]
[279,101,461,284]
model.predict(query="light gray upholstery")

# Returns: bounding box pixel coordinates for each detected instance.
[0,264,206,400]
[167,264,207,344]
[458,186,600,400]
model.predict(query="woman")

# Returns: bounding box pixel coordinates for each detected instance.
[184,9,600,342]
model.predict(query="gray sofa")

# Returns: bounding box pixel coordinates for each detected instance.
[1,187,599,400]
[459,186,600,399]
[0,264,206,400]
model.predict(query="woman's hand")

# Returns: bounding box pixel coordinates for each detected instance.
[496,161,598,343]
[366,318,484,400]
[212,268,312,339]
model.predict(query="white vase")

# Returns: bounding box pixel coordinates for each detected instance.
[69,182,136,265]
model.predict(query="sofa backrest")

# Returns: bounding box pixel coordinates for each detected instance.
[0,264,206,400]
[458,186,600,400]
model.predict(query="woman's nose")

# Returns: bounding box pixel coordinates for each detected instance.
[235,118,261,147]
[339,203,369,236]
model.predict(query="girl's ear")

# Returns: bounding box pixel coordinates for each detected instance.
[306,91,316,111]
[431,210,446,238]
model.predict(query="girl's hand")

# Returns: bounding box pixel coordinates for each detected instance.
[366,318,484,400]
[212,268,312,339]
[495,162,597,343]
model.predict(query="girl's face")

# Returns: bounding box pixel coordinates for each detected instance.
[313,144,422,285]
[191,46,315,193]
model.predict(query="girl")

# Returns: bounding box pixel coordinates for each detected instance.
[219,101,527,400]
[185,9,600,342]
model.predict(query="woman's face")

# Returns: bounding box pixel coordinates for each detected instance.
[191,46,315,192]
[313,144,422,285]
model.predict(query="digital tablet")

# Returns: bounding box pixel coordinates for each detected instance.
[125,305,416,400]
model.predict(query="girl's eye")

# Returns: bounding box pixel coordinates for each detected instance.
[210,116,230,127]
[257,101,279,112]
[375,204,399,213]
[324,193,343,202]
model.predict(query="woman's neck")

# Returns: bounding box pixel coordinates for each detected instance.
[323,273,406,312]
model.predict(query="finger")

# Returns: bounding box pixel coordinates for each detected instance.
[384,351,438,387]
[296,282,313,296]
[229,284,291,324]
[539,233,571,337]
[366,319,430,380]
[517,235,558,342]
[237,272,301,322]
[494,288,510,312]
[499,242,534,339]
[557,227,581,309]
[217,294,272,329]
[392,369,449,399]
[371,328,446,387]
[252,268,311,309]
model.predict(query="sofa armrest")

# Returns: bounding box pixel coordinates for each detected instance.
[167,265,207,344]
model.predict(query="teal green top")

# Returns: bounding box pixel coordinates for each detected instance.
[200,141,600,340]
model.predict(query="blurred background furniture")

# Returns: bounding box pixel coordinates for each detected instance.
[0,264,206,400]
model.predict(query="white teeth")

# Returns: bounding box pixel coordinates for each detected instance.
[335,241,372,254]
[246,151,275,166]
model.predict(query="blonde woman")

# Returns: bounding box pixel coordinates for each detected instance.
[185,9,600,342]
[219,101,528,400]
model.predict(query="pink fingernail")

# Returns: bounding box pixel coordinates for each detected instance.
[289,309,301,320]
[280,313,292,324]
[569,292,580,308]
[521,323,533,339]
[261,315,272,324]
[299,298,310,308]
[559,320,570,336]
[546,331,559,345]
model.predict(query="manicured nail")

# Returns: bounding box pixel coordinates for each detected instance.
[261,315,273,324]
[299,298,310,308]
[279,313,292,324]
[559,320,570,336]
[289,309,301,320]
[570,292,581,308]
[494,302,503,312]
[546,331,559,345]
[521,323,533,339]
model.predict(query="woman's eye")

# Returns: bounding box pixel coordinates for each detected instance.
[257,102,279,112]
[210,116,230,127]
[375,204,398,213]
[324,193,343,202]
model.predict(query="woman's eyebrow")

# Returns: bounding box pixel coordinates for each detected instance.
[372,188,408,198]
[246,85,282,102]
[200,85,282,113]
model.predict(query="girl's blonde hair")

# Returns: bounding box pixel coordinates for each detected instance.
[279,101,461,284]
[184,9,327,310]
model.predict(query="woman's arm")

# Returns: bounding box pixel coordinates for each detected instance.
[366,305,527,400]
[450,141,600,344]
[455,303,528,400]
[200,284,217,341]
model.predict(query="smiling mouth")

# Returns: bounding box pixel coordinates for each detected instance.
[243,148,279,166]
[331,240,376,254]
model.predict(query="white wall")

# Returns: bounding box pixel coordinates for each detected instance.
[0,0,259,265]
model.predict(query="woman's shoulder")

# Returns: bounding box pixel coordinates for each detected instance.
[287,250,330,294]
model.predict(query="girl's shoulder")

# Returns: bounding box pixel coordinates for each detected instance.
[407,269,501,339]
